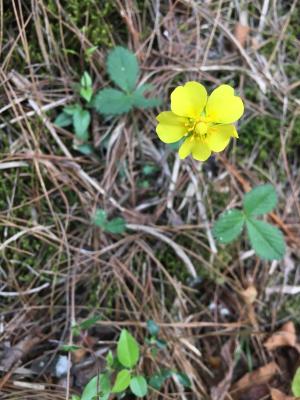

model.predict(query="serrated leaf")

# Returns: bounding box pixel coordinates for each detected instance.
[243,184,277,216]
[130,376,148,397]
[292,367,300,396]
[246,218,285,260]
[107,46,139,92]
[117,329,140,368]
[73,108,90,141]
[93,88,133,115]
[105,217,126,234]
[147,320,159,337]
[213,209,245,244]
[92,209,107,227]
[111,369,131,393]
[81,374,110,400]
[54,112,73,127]
[132,90,161,109]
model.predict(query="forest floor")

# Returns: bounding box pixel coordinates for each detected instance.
[1,1,300,399]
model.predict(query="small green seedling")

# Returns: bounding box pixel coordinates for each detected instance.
[92,209,126,234]
[54,71,94,154]
[213,184,286,260]
[68,324,191,399]
[92,47,161,115]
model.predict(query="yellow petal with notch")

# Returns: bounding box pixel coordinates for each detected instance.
[171,81,207,119]
[206,84,244,124]
[156,111,187,143]
[206,124,237,152]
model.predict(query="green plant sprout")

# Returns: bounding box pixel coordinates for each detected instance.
[92,46,161,115]
[92,209,126,234]
[213,184,286,260]
[70,325,190,400]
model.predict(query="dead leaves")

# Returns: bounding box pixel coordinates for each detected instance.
[264,322,299,351]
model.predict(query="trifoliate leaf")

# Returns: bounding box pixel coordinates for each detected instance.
[130,376,148,397]
[73,108,91,141]
[54,111,73,127]
[81,374,110,400]
[213,209,245,244]
[246,218,285,260]
[117,329,140,368]
[292,367,300,396]
[93,88,133,115]
[111,369,131,393]
[107,46,139,92]
[243,184,277,216]
[105,217,126,234]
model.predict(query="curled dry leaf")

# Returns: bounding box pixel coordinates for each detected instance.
[271,388,296,400]
[264,322,298,351]
[232,362,279,394]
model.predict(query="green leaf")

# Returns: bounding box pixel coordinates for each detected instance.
[292,367,300,396]
[148,370,172,390]
[106,350,114,367]
[64,105,81,115]
[130,376,148,397]
[60,344,81,352]
[73,143,94,156]
[92,209,107,228]
[105,217,126,234]
[77,315,101,330]
[85,46,98,59]
[213,209,245,244]
[80,87,93,103]
[243,184,277,216]
[117,329,140,368]
[93,88,133,115]
[246,218,285,260]
[111,369,131,393]
[54,112,73,127]
[132,90,161,109]
[147,320,159,337]
[81,374,110,400]
[107,46,139,92]
[155,339,167,349]
[71,396,81,400]
[73,108,91,141]
[173,372,191,388]
[81,71,92,88]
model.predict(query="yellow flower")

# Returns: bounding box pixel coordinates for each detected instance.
[156,82,244,161]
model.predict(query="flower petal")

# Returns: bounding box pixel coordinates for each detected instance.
[191,140,211,161]
[156,111,187,143]
[178,136,193,159]
[206,84,244,124]
[206,124,236,152]
[171,81,207,118]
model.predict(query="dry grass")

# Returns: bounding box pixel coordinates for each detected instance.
[1,0,300,399]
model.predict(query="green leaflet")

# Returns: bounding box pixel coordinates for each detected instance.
[246,218,285,260]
